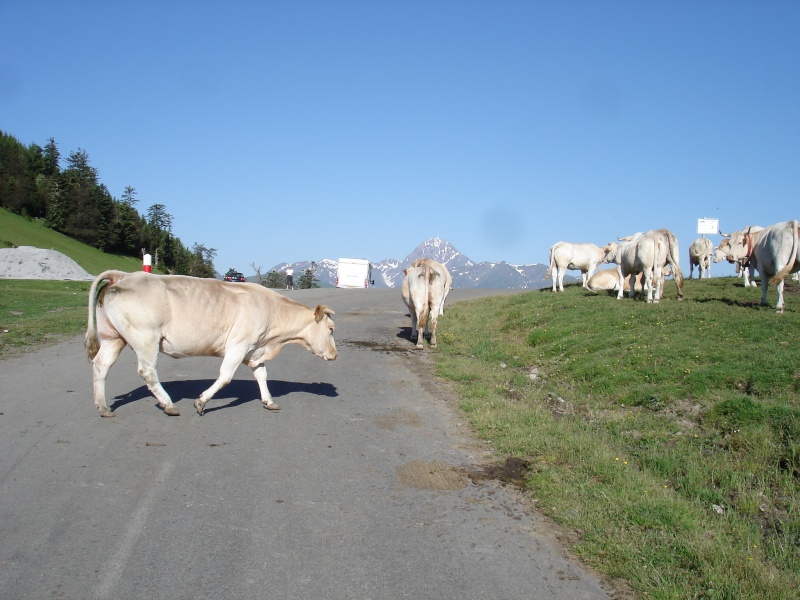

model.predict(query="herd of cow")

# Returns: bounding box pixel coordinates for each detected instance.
[83,221,798,418]
[546,220,800,314]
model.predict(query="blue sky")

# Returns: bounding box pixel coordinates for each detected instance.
[2,0,798,277]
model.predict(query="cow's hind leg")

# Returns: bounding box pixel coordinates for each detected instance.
[773,280,785,314]
[252,363,280,411]
[415,307,427,349]
[134,343,180,416]
[409,311,419,345]
[429,313,439,349]
[91,338,126,417]
[193,352,244,415]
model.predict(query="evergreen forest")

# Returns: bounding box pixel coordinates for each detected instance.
[0,130,216,277]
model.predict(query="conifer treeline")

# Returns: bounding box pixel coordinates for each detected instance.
[0,131,215,277]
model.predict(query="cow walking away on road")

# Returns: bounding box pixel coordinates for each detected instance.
[722,220,800,313]
[85,270,337,417]
[410,257,452,317]
[402,262,447,349]
[546,242,607,292]
[688,237,713,279]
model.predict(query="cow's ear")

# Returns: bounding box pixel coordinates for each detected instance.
[315,305,334,322]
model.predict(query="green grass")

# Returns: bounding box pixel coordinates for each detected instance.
[435,279,799,599]
[0,279,90,358]
[0,206,143,274]
[0,207,142,358]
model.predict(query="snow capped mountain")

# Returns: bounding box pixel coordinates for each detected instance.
[267,237,575,289]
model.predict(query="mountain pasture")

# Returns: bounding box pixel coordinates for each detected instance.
[434,278,799,598]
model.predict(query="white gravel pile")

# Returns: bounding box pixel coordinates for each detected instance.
[0,246,94,280]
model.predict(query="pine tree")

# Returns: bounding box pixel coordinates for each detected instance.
[264,270,284,288]
[297,262,320,289]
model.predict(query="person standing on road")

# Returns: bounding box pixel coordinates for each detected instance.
[285,266,294,290]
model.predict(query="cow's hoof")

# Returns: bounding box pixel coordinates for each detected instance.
[193,399,205,416]
[99,409,115,418]
[163,406,180,416]
[263,403,281,411]
[430,343,437,349]
[415,343,424,350]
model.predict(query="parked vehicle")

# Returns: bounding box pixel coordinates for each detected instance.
[336,258,372,288]
[223,269,246,282]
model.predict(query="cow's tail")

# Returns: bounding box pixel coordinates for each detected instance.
[664,231,684,299]
[85,270,127,360]
[769,220,800,285]
[416,266,436,331]
[545,243,560,278]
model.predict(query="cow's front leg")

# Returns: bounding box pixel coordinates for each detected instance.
[193,353,242,415]
[252,363,280,411]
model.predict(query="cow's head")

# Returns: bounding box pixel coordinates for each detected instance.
[307,305,337,361]
[601,242,618,263]
[723,232,751,264]
[713,241,730,264]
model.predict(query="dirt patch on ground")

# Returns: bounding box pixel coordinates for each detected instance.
[397,460,468,490]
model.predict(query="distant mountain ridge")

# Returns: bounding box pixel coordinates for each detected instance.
[266,238,577,290]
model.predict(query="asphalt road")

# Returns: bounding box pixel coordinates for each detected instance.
[0,287,616,600]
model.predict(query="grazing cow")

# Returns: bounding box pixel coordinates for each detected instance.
[410,257,452,316]
[85,270,337,417]
[603,228,684,303]
[546,242,607,292]
[715,226,763,287]
[402,262,447,349]
[723,220,800,313]
[688,237,713,279]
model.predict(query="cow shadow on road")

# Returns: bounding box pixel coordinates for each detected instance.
[110,378,338,414]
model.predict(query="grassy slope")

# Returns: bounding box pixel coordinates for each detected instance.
[435,279,799,599]
[0,207,142,357]
[0,207,142,274]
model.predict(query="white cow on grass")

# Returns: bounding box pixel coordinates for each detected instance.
[402,262,447,349]
[723,220,800,313]
[603,229,684,303]
[688,237,713,279]
[546,242,607,292]
[587,266,670,294]
[715,225,763,287]
[85,271,337,417]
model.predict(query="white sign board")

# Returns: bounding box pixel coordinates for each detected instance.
[697,218,719,235]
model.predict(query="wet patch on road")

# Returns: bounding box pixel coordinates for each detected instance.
[397,457,533,491]
[343,339,414,354]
